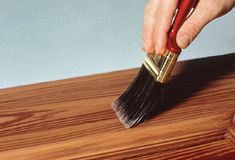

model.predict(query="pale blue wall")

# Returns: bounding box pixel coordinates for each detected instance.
[0,0,234,88]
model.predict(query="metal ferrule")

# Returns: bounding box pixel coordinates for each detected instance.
[143,49,178,83]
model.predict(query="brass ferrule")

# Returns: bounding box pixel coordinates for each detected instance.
[143,50,178,83]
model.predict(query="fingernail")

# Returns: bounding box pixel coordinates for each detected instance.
[178,34,190,48]
[155,44,163,55]
[145,41,155,54]
[159,48,165,54]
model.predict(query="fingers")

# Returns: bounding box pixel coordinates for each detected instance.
[176,0,234,49]
[142,0,178,54]
[143,0,235,52]
[142,0,160,53]
[153,0,178,54]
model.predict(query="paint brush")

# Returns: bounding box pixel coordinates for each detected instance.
[112,0,197,128]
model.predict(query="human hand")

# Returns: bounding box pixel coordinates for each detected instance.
[142,0,235,54]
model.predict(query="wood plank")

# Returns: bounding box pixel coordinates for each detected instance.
[0,53,235,159]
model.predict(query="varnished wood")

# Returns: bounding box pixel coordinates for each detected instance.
[0,53,235,159]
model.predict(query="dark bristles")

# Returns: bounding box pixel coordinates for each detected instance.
[112,65,165,128]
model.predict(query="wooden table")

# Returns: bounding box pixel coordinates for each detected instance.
[0,53,235,159]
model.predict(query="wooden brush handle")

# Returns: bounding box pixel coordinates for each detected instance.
[167,0,198,54]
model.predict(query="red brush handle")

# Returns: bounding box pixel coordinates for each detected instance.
[167,0,197,54]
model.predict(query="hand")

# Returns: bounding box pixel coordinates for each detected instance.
[142,0,235,54]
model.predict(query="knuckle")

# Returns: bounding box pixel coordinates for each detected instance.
[204,1,222,17]
[142,25,152,37]
[144,0,158,17]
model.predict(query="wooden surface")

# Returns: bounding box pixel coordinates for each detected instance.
[0,53,235,160]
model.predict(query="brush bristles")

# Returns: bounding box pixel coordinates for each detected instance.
[112,65,165,128]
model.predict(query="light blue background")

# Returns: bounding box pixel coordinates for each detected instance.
[0,0,234,88]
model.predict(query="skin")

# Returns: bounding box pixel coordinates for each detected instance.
[142,0,235,54]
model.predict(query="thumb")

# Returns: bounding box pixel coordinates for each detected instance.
[176,1,218,49]
[176,20,203,49]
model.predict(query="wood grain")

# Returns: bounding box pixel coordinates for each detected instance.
[0,53,235,159]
